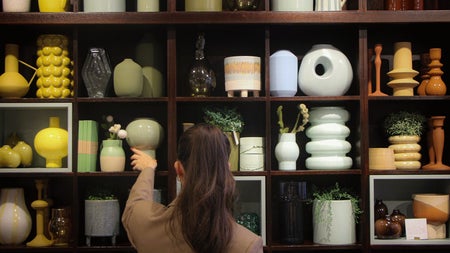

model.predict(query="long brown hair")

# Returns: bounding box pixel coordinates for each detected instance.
[171,123,236,253]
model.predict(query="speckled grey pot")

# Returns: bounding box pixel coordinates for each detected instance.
[84,199,120,246]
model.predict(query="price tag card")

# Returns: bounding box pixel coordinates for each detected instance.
[405,218,428,240]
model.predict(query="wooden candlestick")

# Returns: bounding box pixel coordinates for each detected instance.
[370,44,388,96]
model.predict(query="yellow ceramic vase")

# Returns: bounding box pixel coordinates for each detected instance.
[38,0,68,12]
[36,34,73,98]
[0,44,31,98]
[34,117,68,168]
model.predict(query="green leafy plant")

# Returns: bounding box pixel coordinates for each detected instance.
[86,186,117,200]
[383,111,426,137]
[310,182,362,223]
[203,106,244,133]
[276,103,309,134]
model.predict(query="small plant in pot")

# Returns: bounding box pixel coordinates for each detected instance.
[383,111,426,170]
[383,111,426,138]
[84,187,120,246]
[310,182,362,245]
[203,106,244,171]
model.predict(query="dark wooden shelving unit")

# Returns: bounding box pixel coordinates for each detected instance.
[1,0,450,252]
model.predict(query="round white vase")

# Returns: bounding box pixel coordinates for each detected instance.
[305,106,352,170]
[298,44,353,96]
[275,133,299,171]
[126,118,164,159]
[0,188,32,245]
[270,50,298,97]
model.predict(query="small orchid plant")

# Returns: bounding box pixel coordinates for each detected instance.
[101,115,127,140]
[277,103,309,134]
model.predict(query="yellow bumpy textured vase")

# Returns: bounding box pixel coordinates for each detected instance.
[34,117,68,168]
[36,34,73,98]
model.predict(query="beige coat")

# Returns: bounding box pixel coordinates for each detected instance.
[122,168,264,253]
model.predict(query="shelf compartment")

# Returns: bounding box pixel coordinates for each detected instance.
[370,174,450,245]
[0,103,72,173]
[234,175,266,245]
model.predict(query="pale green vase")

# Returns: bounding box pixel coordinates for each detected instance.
[113,58,143,97]
[99,139,125,172]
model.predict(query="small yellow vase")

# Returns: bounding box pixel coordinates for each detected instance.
[13,141,33,167]
[38,0,68,12]
[0,44,31,98]
[34,117,68,168]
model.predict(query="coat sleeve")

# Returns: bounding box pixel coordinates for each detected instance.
[121,167,156,247]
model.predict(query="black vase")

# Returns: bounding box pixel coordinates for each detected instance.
[279,181,307,244]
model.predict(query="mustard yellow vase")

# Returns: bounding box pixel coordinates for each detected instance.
[36,34,73,98]
[34,117,68,168]
[0,44,32,98]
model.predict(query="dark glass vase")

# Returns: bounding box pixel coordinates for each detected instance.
[374,199,388,221]
[390,209,406,237]
[279,181,307,244]
[375,215,402,239]
[187,33,216,97]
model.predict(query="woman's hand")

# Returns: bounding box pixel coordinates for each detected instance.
[130,147,157,171]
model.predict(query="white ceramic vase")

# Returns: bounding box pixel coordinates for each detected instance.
[270,50,298,97]
[275,133,299,171]
[126,118,164,159]
[313,199,356,245]
[0,188,32,245]
[298,44,352,96]
[305,106,352,170]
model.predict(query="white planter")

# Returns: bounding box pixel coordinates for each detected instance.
[272,0,313,11]
[239,137,264,171]
[224,56,261,97]
[313,199,356,245]
[83,0,125,12]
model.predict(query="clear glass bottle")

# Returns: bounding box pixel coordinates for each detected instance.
[187,33,216,97]
[48,207,72,246]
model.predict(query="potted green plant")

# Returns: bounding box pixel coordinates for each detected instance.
[84,187,120,246]
[203,106,244,171]
[310,183,362,245]
[383,111,426,170]
[383,111,426,137]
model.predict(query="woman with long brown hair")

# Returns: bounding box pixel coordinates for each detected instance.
[122,123,263,253]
